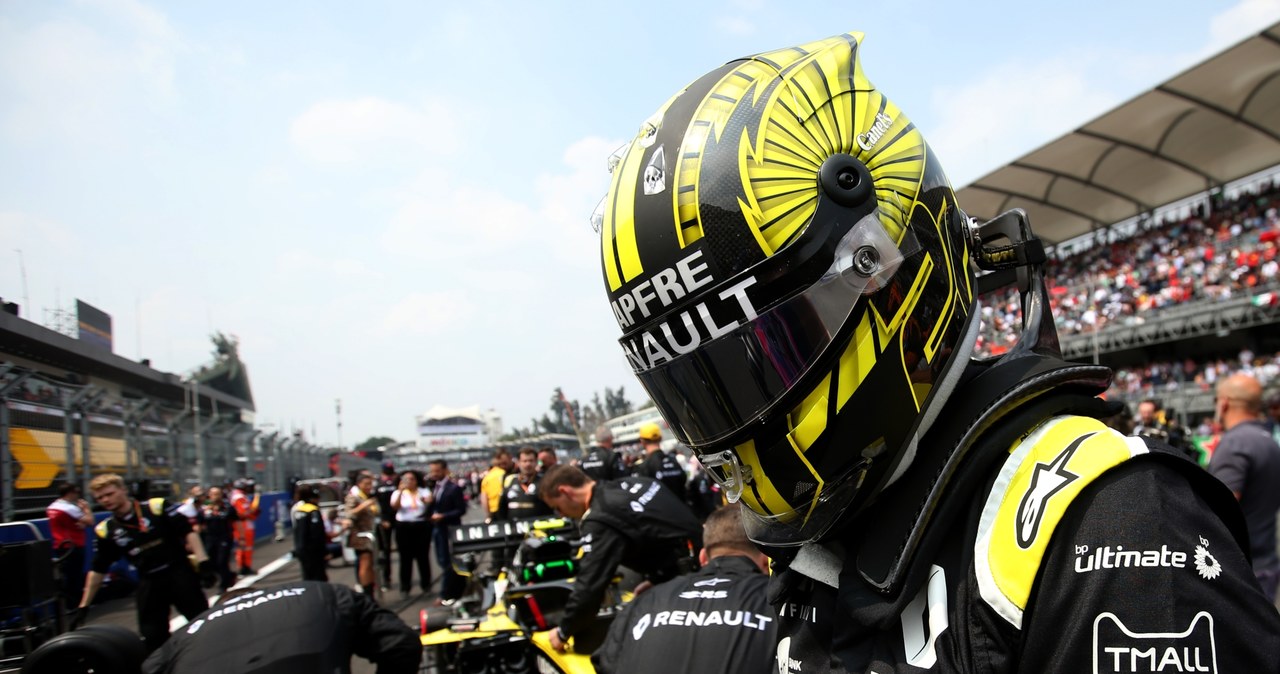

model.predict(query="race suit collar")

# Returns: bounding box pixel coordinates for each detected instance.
[827,353,1115,604]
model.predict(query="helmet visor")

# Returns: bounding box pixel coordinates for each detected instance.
[631,211,915,447]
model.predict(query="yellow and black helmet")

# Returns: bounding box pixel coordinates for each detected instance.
[596,32,977,545]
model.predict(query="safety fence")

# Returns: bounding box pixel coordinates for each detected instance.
[1,364,331,522]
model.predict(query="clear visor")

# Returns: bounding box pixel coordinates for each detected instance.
[635,210,916,447]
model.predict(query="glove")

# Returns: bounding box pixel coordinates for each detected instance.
[198,560,218,589]
[70,606,89,630]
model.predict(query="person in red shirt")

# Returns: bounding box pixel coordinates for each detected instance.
[47,481,94,605]
[229,479,261,575]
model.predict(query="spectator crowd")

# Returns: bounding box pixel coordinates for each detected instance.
[977,181,1280,356]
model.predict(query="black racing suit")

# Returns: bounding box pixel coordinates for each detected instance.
[292,501,329,581]
[495,473,553,521]
[592,554,777,674]
[634,449,687,502]
[199,501,238,591]
[374,475,398,586]
[140,581,421,674]
[558,476,703,647]
[91,498,209,652]
[768,355,1280,673]
[581,444,626,482]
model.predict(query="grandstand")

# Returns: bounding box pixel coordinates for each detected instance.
[960,21,1280,427]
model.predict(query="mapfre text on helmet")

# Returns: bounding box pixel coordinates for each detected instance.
[613,249,760,372]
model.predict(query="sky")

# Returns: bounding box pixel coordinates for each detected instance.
[3,0,1279,447]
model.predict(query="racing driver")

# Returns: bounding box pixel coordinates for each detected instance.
[588,31,1280,672]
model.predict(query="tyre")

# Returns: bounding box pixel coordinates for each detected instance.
[20,625,143,674]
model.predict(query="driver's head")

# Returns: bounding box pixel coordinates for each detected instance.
[593,32,976,545]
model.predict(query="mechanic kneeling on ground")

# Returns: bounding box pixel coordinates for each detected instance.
[141,580,421,673]
[592,503,777,674]
[76,473,216,653]
[538,465,702,653]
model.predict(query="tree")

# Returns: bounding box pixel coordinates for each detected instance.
[354,436,396,453]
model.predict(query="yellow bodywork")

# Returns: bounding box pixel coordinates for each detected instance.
[421,604,597,674]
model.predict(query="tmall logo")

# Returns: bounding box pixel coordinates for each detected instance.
[1093,612,1216,673]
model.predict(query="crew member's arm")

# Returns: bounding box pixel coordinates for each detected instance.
[481,474,495,519]
[78,530,123,610]
[494,487,510,521]
[552,521,627,651]
[169,506,208,563]
[186,531,209,563]
[345,584,422,673]
[76,499,94,528]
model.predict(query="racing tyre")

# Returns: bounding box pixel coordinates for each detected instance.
[20,625,144,674]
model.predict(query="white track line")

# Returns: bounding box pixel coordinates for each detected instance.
[169,553,294,631]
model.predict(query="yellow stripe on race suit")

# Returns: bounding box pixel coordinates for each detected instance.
[974,415,1149,629]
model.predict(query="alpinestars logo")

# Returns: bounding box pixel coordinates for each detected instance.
[1194,536,1221,580]
[1016,433,1092,549]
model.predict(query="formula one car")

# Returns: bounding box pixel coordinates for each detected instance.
[420,517,629,674]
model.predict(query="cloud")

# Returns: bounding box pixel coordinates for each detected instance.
[0,211,84,253]
[289,97,461,164]
[716,17,756,36]
[1206,0,1280,54]
[382,291,474,336]
[276,249,382,280]
[0,1,184,143]
[380,135,620,265]
[927,58,1118,186]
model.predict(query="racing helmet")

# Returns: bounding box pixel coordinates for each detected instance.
[595,32,977,545]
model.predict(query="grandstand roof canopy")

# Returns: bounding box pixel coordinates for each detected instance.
[418,404,487,423]
[956,21,1280,247]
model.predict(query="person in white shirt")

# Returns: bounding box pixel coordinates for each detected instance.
[390,470,433,597]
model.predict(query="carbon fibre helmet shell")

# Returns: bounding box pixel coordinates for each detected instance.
[598,33,977,544]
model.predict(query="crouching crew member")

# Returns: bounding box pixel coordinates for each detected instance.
[593,504,776,674]
[539,465,702,653]
[77,473,215,652]
[141,581,421,673]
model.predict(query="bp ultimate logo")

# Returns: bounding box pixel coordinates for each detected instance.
[1092,612,1216,673]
